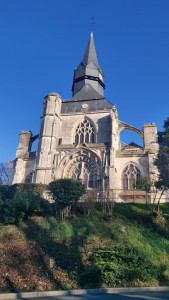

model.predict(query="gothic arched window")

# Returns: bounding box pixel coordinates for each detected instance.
[71,162,95,188]
[122,163,141,190]
[75,119,95,144]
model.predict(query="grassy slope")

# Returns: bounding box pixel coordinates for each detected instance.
[0,203,169,292]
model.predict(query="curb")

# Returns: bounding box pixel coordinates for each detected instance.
[0,286,169,299]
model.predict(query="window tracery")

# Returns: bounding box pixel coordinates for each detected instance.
[75,119,95,144]
[122,163,141,190]
[71,162,95,188]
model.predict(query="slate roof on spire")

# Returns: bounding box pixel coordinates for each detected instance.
[72,33,105,97]
[82,32,98,67]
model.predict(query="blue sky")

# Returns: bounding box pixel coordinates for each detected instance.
[0,0,169,162]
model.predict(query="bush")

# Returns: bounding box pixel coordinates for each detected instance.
[89,246,166,286]
[48,179,86,218]
[0,185,13,201]
[79,265,102,288]
[135,176,151,192]
[11,183,44,197]
[0,183,44,201]
[0,199,20,225]
[0,193,52,225]
[48,179,86,205]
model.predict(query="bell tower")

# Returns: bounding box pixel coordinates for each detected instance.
[72,32,105,96]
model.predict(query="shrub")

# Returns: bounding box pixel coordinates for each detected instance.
[0,185,13,201]
[89,246,166,286]
[0,193,52,225]
[48,179,86,205]
[63,283,72,290]
[79,265,102,288]
[0,199,19,225]
[10,183,44,197]
[48,179,86,219]
[0,183,44,201]
[135,176,151,192]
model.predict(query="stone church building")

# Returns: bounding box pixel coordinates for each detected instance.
[13,33,159,199]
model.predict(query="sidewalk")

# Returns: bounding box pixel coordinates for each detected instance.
[1,286,169,299]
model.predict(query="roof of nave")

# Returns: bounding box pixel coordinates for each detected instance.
[123,142,142,150]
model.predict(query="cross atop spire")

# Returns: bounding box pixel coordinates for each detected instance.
[82,32,98,67]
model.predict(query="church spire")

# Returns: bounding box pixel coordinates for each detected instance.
[82,32,98,67]
[72,33,105,97]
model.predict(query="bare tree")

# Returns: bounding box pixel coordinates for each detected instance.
[101,190,116,216]
[83,190,98,216]
[0,161,14,185]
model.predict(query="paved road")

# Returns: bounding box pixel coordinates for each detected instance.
[20,291,169,300]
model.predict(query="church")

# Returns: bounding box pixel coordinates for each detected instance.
[13,33,159,200]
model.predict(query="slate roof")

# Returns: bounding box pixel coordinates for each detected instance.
[62,84,113,114]
[72,33,105,96]
[71,84,104,101]
[82,32,98,67]
[61,98,113,114]
[61,33,112,114]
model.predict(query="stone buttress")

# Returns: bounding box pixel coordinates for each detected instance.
[33,93,62,184]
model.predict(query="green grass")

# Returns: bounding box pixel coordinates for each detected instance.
[0,203,169,292]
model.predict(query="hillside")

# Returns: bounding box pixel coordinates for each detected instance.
[0,203,169,292]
